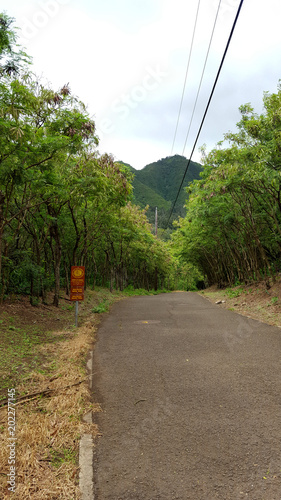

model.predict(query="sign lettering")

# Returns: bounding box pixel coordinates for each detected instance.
[70,266,85,301]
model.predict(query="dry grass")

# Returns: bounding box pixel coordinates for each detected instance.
[0,286,167,498]
[0,310,100,499]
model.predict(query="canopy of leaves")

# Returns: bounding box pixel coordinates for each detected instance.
[0,13,30,76]
[0,12,193,303]
[173,82,281,288]
[0,12,205,302]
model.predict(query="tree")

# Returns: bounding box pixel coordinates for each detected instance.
[0,12,179,302]
[0,72,98,302]
[173,83,281,287]
[0,13,30,76]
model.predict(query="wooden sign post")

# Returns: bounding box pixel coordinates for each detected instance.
[70,266,85,326]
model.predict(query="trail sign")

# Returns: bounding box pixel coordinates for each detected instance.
[70,266,85,327]
[70,266,85,301]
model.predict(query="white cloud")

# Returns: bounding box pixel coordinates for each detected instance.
[6,0,281,169]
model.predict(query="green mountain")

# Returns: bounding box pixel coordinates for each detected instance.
[119,155,202,228]
[132,177,171,212]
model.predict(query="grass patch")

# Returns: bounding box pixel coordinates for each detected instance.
[0,321,72,402]
[49,446,77,468]
[0,290,103,499]
[122,286,169,296]
[225,287,244,298]
[92,299,110,313]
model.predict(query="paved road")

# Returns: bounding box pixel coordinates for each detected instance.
[92,292,281,500]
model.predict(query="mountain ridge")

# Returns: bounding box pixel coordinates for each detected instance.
[118,155,202,227]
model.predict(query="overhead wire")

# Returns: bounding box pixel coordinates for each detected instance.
[165,0,245,230]
[181,0,222,156]
[170,0,201,155]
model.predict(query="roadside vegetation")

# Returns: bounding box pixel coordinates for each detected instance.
[0,288,97,499]
[0,13,203,306]
[172,82,281,289]
[202,278,281,328]
[0,286,168,499]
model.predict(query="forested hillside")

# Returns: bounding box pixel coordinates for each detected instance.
[119,156,202,228]
[0,14,199,305]
[173,87,281,288]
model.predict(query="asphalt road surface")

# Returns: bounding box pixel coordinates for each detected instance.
[92,292,281,500]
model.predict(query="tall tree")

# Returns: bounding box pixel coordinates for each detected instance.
[173,83,281,287]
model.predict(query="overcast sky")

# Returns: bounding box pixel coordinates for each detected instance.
[6,0,281,169]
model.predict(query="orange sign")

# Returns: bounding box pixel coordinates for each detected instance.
[71,287,84,293]
[70,266,85,301]
[70,293,84,301]
[71,266,85,282]
[71,279,84,286]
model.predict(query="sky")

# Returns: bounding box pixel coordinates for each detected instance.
[5,0,281,169]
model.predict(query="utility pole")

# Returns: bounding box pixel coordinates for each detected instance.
[154,206,158,291]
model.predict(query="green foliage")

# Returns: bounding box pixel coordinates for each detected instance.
[0,13,30,76]
[0,13,194,301]
[225,288,243,298]
[122,286,152,296]
[49,447,76,468]
[92,300,110,314]
[119,156,202,228]
[135,155,202,204]
[173,81,281,288]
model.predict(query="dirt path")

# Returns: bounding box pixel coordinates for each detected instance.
[92,292,281,500]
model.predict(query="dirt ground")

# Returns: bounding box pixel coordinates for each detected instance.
[201,278,281,327]
[0,292,99,402]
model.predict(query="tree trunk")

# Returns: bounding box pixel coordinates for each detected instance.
[0,228,3,303]
[64,261,70,295]
[110,268,114,293]
[154,267,158,291]
[51,224,61,307]
[0,191,5,302]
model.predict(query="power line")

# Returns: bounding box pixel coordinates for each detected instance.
[181,0,222,156]
[165,0,245,230]
[170,0,201,155]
